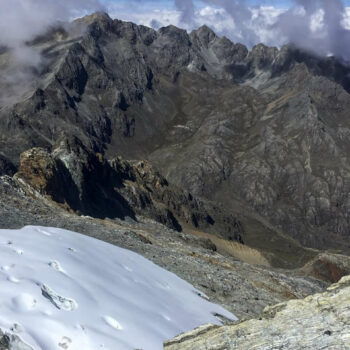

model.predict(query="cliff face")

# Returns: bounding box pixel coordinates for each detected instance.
[1,12,350,253]
[165,275,350,350]
[13,135,244,241]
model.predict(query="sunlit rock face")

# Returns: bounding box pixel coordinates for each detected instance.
[165,275,350,350]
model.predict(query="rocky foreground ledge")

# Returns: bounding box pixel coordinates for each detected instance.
[165,275,350,350]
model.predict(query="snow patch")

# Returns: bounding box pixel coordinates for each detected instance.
[12,294,37,312]
[0,226,237,349]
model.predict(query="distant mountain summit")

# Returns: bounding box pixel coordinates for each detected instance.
[1,12,350,254]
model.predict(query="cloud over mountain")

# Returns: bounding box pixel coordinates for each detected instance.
[1,0,350,63]
[0,0,104,105]
[0,0,104,50]
[106,0,350,61]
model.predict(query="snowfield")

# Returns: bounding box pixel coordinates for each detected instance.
[0,226,236,350]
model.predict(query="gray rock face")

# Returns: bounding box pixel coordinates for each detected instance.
[1,12,350,252]
[164,275,350,350]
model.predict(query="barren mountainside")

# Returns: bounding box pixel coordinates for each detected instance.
[1,12,350,256]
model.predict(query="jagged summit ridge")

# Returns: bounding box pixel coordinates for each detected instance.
[74,11,112,25]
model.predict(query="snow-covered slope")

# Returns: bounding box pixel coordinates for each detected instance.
[0,226,236,350]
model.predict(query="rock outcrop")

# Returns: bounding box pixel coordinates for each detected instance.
[165,275,350,350]
[14,136,244,241]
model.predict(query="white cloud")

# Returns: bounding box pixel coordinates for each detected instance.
[0,0,103,48]
[0,0,104,106]
[310,9,325,33]
[106,1,182,29]
[342,7,350,29]
[249,6,286,46]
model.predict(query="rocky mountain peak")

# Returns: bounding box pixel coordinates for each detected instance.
[158,24,188,37]
[248,43,279,68]
[74,11,113,26]
[190,25,217,48]
[157,24,191,49]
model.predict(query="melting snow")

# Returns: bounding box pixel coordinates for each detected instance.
[0,226,237,350]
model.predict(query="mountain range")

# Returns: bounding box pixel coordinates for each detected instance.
[1,11,350,349]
